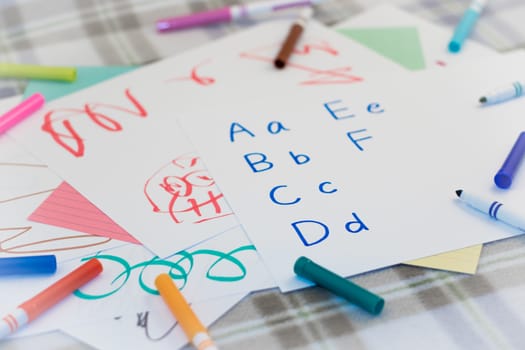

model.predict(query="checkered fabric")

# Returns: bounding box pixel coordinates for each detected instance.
[1,1,525,349]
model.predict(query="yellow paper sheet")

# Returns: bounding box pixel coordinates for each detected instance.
[403,244,483,274]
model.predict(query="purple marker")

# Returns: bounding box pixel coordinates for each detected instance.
[156,0,323,32]
[494,131,525,189]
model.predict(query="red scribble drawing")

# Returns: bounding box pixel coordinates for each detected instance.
[289,41,339,56]
[436,60,447,67]
[165,60,216,86]
[0,226,112,254]
[144,154,233,224]
[240,40,363,85]
[41,88,148,157]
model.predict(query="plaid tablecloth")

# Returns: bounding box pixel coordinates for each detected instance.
[1,1,525,349]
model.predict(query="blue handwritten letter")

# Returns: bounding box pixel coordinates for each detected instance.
[230,122,255,142]
[292,220,330,247]
[244,152,273,173]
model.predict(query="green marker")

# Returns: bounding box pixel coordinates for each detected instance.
[294,256,384,315]
[0,63,76,82]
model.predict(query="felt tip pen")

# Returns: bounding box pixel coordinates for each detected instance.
[0,63,76,82]
[448,0,487,53]
[274,6,313,69]
[494,132,525,189]
[156,0,322,32]
[455,189,525,232]
[0,258,102,340]
[0,93,45,135]
[0,255,57,276]
[294,256,384,315]
[479,81,525,105]
[155,273,218,350]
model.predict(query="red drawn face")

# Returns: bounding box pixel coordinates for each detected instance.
[144,155,233,224]
[159,170,215,198]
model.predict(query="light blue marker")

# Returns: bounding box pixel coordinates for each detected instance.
[448,0,487,53]
[479,81,525,105]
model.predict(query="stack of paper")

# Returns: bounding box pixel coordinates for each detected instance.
[2,4,523,349]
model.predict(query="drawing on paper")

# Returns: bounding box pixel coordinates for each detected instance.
[41,89,148,157]
[240,39,364,85]
[144,154,234,224]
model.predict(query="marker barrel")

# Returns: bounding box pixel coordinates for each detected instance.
[156,0,319,32]
[448,0,487,53]
[0,63,76,82]
[481,81,525,105]
[156,7,232,32]
[0,255,57,276]
[0,93,45,134]
[0,258,102,339]
[294,256,384,315]
[155,273,218,350]
[274,7,312,69]
[457,190,525,231]
[494,131,525,189]
[21,258,102,321]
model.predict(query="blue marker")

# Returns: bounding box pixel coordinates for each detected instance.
[494,132,525,189]
[448,0,487,53]
[0,255,57,276]
[456,189,525,232]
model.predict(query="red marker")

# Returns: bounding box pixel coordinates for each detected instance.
[0,258,102,339]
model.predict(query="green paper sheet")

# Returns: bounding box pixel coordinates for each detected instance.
[337,27,426,71]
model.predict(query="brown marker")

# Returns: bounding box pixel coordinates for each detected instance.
[274,7,313,69]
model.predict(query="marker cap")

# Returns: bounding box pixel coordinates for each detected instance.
[156,7,232,32]
[0,255,57,276]
[494,131,525,189]
[294,256,384,315]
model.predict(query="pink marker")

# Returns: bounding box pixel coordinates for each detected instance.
[156,0,322,32]
[0,93,45,134]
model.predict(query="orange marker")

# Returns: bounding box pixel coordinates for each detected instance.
[0,258,102,340]
[155,273,218,350]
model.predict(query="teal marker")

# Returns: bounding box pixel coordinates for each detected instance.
[448,0,487,53]
[294,256,384,315]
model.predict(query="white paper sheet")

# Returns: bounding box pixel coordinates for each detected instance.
[62,293,247,350]
[179,51,525,291]
[0,96,123,262]
[0,226,272,338]
[6,19,412,258]
[336,3,495,68]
